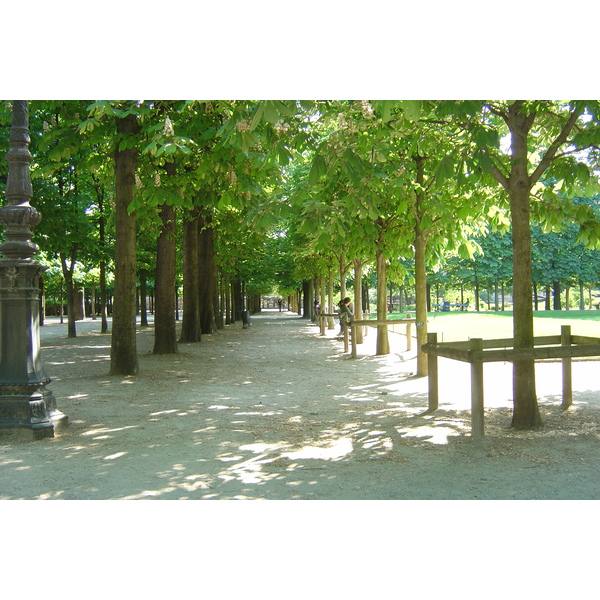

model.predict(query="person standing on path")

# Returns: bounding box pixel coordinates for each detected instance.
[337,297,353,336]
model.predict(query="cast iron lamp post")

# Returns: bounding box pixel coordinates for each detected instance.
[0,100,67,439]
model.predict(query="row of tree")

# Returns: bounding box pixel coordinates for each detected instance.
[426,215,600,311]
[2,100,600,430]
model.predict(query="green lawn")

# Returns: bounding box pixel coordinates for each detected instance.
[383,310,600,342]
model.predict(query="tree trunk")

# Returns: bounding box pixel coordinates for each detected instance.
[328,269,335,329]
[319,274,326,324]
[96,180,110,333]
[414,155,428,375]
[375,249,389,355]
[153,200,178,354]
[232,277,242,321]
[553,281,561,310]
[414,225,428,376]
[91,282,96,320]
[179,209,202,342]
[198,211,218,334]
[494,279,499,311]
[100,260,109,333]
[217,270,225,327]
[224,272,232,325]
[110,113,140,376]
[60,251,77,339]
[353,259,364,344]
[303,279,313,319]
[338,252,347,301]
[139,268,149,327]
[507,105,541,429]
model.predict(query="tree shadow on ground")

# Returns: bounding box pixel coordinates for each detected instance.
[2,317,599,500]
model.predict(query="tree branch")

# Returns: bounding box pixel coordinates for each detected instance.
[484,103,508,120]
[530,106,584,185]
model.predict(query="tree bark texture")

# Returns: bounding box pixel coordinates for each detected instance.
[353,259,364,345]
[375,249,390,355]
[232,278,242,321]
[60,251,77,339]
[110,113,140,376]
[414,225,428,376]
[198,211,218,334]
[328,269,335,329]
[139,268,149,327]
[179,210,202,342]
[413,154,430,376]
[338,253,347,301]
[153,200,178,354]
[506,103,541,428]
[224,272,232,325]
[302,280,312,318]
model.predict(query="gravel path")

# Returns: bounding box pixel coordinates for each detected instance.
[2,310,600,500]
[3,310,599,598]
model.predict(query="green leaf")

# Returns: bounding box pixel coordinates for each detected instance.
[401,100,421,122]
[343,148,364,172]
[143,140,158,155]
[435,155,455,185]
[201,128,216,141]
[374,100,397,123]
[240,131,258,152]
[263,101,281,124]
[218,191,236,209]
[250,104,264,130]
[309,154,327,185]
[276,144,292,164]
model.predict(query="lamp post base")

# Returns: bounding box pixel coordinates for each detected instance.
[0,386,68,440]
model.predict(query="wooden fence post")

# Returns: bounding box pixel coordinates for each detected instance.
[343,323,349,353]
[351,324,357,358]
[470,338,484,439]
[406,313,412,351]
[561,325,572,409]
[427,332,438,412]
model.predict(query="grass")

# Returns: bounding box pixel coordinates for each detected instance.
[376,309,600,343]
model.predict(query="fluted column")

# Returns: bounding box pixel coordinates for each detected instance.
[0,101,67,439]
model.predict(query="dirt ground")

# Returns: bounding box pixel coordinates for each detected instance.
[2,309,600,501]
[3,309,599,597]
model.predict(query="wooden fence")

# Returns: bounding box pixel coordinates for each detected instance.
[421,325,600,439]
[318,314,417,357]
[349,319,416,357]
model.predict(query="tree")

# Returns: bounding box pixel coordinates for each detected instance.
[179,206,202,342]
[30,100,100,338]
[110,110,141,375]
[455,100,600,429]
[153,189,178,354]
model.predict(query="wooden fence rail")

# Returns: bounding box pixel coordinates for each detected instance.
[318,314,417,356]
[350,319,416,358]
[421,325,600,439]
